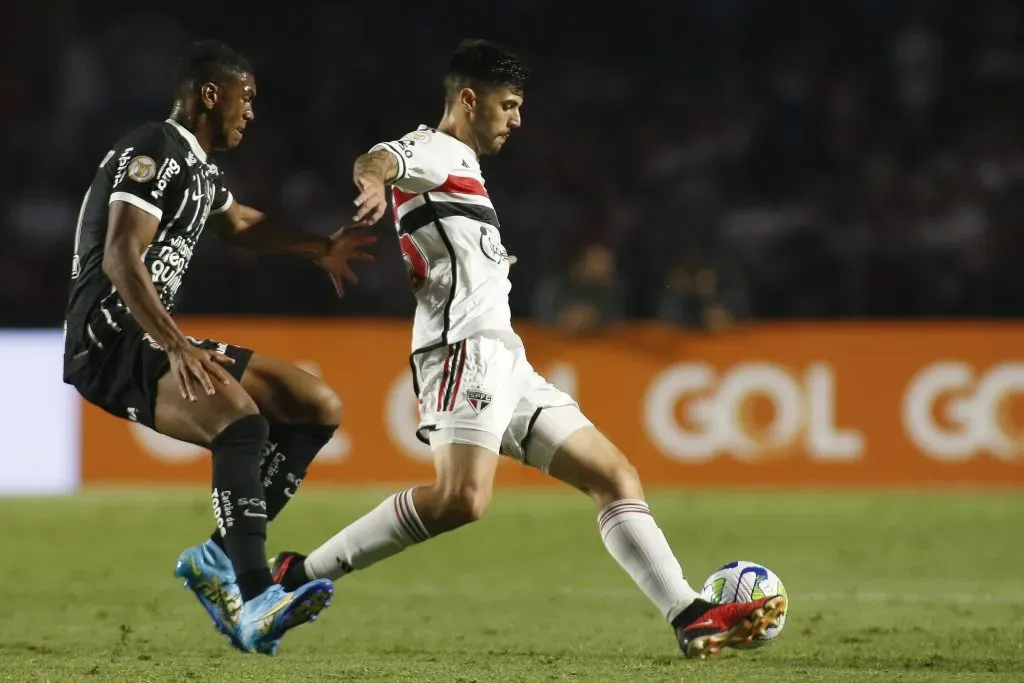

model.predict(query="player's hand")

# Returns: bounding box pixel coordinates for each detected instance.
[167,345,235,401]
[508,255,518,266]
[316,225,377,297]
[352,176,388,225]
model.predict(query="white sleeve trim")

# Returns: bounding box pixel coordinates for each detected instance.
[109,191,162,221]
[370,142,407,181]
[211,191,233,215]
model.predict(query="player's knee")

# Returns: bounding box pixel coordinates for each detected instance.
[278,379,342,425]
[211,413,270,463]
[222,390,261,421]
[208,389,261,437]
[436,484,492,528]
[306,380,343,425]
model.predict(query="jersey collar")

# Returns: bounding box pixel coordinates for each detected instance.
[428,125,478,159]
[165,119,208,163]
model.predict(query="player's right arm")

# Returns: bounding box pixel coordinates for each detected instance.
[102,131,233,399]
[351,149,399,225]
[102,203,187,353]
[352,130,448,224]
[103,204,233,400]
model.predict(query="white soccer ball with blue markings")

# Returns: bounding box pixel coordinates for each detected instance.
[700,560,788,647]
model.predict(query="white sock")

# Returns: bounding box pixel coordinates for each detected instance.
[598,499,699,622]
[304,488,429,580]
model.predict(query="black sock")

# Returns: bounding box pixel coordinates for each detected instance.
[209,423,335,549]
[210,414,273,601]
[209,530,226,552]
[671,598,714,630]
[277,552,312,592]
[260,424,336,520]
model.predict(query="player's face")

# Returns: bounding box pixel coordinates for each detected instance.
[471,86,522,155]
[212,73,257,151]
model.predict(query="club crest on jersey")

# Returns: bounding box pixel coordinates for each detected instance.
[127,156,157,183]
[466,389,493,414]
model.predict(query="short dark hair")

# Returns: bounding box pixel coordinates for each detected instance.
[174,40,252,94]
[444,38,532,104]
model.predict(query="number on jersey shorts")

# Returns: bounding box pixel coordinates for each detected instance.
[412,330,584,468]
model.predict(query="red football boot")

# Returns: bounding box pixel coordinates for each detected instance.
[674,595,788,659]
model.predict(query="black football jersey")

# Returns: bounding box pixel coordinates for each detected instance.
[63,119,233,379]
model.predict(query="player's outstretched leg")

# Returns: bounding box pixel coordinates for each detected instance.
[537,412,786,658]
[273,438,499,589]
[156,369,333,654]
[176,353,341,652]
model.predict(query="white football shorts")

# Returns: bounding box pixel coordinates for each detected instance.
[412,330,592,472]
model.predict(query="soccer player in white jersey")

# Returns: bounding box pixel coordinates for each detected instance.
[271,38,786,659]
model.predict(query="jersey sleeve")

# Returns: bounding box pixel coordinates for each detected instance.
[370,129,448,193]
[107,127,186,221]
[207,164,234,215]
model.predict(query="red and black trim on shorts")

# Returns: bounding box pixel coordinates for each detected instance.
[411,340,467,446]
[435,340,467,412]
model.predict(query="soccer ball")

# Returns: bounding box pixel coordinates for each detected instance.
[700,560,788,647]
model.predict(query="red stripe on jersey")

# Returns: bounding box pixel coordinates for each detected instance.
[437,175,488,198]
[392,175,488,211]
[392,187,418,209]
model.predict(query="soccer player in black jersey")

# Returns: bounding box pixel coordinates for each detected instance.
[62,40,374,655]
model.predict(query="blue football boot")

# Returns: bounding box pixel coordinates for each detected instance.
[235,579,334,655]
[174,540,245,651]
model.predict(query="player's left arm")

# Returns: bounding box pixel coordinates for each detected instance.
[206,164,332,257]
[210,201,326,256]
[210,201,377,297]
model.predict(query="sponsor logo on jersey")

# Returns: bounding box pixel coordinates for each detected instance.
[479,226,508,263]
[150,158,181,201]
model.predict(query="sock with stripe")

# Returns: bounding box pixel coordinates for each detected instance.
[598,499,700,622]
[302,488,430,581]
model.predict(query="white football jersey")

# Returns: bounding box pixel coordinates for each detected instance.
[372,126,513,352]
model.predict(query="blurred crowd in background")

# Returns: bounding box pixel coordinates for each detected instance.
[1,0,1021,331]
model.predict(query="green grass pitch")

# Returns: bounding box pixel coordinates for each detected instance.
[1,488,1022,682]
